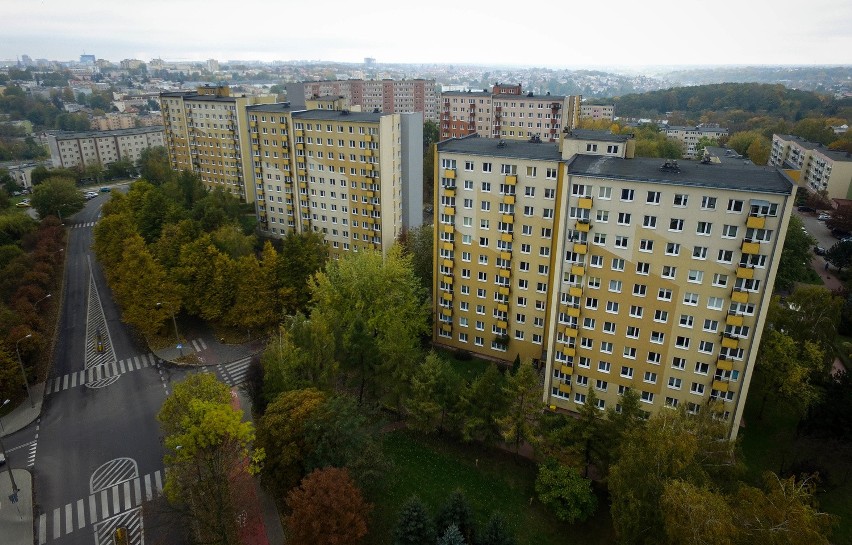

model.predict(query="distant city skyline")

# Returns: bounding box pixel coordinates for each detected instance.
[4,0,851,68]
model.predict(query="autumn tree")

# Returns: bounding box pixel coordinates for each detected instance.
[660,480,737,545]
[29,176,84,220]
[398,224,434,301]
[285,467,371,545]
[535,459,598,524]
[137,145,173,185]
[753,329,825,419]
[277,230,328,315]
[768,286,842,353]
[497,361,542,454]
[223,253,277,333]
[175,234,235,321]
[746,135,771,165]
[393,496,436,545]
[826,240,852,271]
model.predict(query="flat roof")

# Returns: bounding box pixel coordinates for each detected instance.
[493,93,565,101]
[438,136,563,162]
[292,110,384,123]
[441,91,492,97]
[777,134,852,161]
[569,155,794,195]
[564,129,631,142]
[50,126,164,140]
[246,103,294,113]
[159,91,238,102]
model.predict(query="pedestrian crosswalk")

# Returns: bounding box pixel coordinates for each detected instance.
[38,469,163,544]
[69,221,97,229]
[46,354,162,395]
[200,356,253,387]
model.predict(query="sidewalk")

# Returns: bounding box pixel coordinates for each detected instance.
[811,255,844,292]
[152,329,265,367]
[0,386,45,545]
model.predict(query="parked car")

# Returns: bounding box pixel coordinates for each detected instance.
[0,451,5,466]
[798,205,816,213]
[100,186,111,193]
[818,213,832,221]
[814,245,827,256]
[832,228,851,239]
[15,199,30,208]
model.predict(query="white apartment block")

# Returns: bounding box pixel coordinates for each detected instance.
[579,104,614,121]
[47,127,164,169]
[664,125,729,159]
[770,134,852,199]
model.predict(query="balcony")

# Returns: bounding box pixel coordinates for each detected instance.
[721,336,739,349]
[443,225,455,234]
[444,168,456,179]
[503,195,515,205]
[445,189,455,198]
[568,286,583,297]
[497,303,509,312]
[505,175,517,185]
[498,286,510,296]
[497,320,508,329]
[441,241,454,251]
[563,347,576,357]
[741,241,760,254]
[440,323,452,333]
[573,243,588,255]
[498,269,511,278]
[716,358,733,371]
[442,275,453,284]
[442,259,454,269]
[365,135,373,142]
[441,292,453,302]
[570,265,585,276]
[567,306,581,318]
[577,197,593,209]
[564,326,579,338]
[736,266,755,280]
[575,221,591,232]
[731,289,749,303]
[502,214,514,224]
[746,216,766,229]
[500,233,514,243]
[500,251,512,260]
[712,380,730,393]
[726,314,744,327]
[558,382,572,394]
[444,206,455,215]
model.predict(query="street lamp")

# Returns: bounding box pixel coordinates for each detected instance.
[0,399,21,518]
[34,293,51,310]
[15,334,34,408]
[0,399,8,433]
[156,303,182,357]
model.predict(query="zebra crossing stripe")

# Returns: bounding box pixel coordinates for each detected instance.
[38,513,46,545]
[48,354,159,394]
[65,503,72,534]
[88,494,97,526]
[77,499,85,530]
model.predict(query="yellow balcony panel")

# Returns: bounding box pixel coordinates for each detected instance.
[365,204,375,212]
[445,189,455,198]
[746,216,766,229]
[500,251,512,260]
[564,326,578,338]
[440,308,452,317]
[299,182,307,189]
[440,324,451,333]
[441,292,453,302]
[497,303,508,312]
[716,358,733,371]
[444,168,456,179]
[726,314,744,327]
[731,290,749,303]
[442,242,454,251]
[442,275,453,284]
[498,269,511,278]
[567,307,581,318]
[444,206,455,216]
[570,265,585,276]
[502,214,514,224]
[573,243,588,254]
[558,382,571,394]
[564,347,576,358]
[295,143,304,150]
[568,286,583,297]
[575,222,591,232]
[577,197,593,209]
[298,169,307,177]
[366,163,375,171]
[736,267,755,280]
[497,320,508,329]
[500,233,514,243]
[722,336,739,349]
[498,286,510,296]
[365,149,373,157]
[505,174,517,185]
[295,129,304,137]
[503,195,515,205]
[712,380,730,393]
[442,259,454,269]
[741,241,760,254]
[444,225,455,234]
[365,134,373,142]
[365,190,375,198]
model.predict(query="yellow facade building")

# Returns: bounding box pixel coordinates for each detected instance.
[434,132,796,439]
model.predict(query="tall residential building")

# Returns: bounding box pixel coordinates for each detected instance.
[246,104,423,258]
[159,85,275,202]
[434,132,795,439]
[664,125,729,159]
[439,84,580,143]
[47,126,164,169]
[769,134,852,199]
[301,79,439,123]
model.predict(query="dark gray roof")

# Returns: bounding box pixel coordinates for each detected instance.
[494,93,565,101]
[777,134,852,161]
[441,91,492,97]
[292,110,384,122]
[776,134,821,150]
[438,136,563,162]
[159,91,238,103]
[564,129,631,142]
[50,126,164,140]
[247,103,294,113]
[568,155,794,195]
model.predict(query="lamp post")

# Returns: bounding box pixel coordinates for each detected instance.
[0,398,8,433]
[0,399,22,519]
[157,303,182,357]
[15,334,34,408]
[34,293,51,310]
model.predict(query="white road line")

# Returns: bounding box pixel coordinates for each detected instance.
[154,470,163,493]
[123,481,131,510]
[70,372,77,388]
[38,513,46,545]
[119,360,126,373]
[77,498,85,529]
[65,503,73,534]
[192,339,201,352]
[133,477,142,505]
[89,494,97,525]
[199,338,208,349]
[101,489,109,518]
[111,361,118,375]
[144,474,152,501]
[63,374,69,390]
[52,508,60,539]
[112,484,120,512]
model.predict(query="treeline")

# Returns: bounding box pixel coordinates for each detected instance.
[0,84,117,133]
[0,214,65,401]
[91,169,328,341]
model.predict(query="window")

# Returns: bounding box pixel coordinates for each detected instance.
[676,336,690,349]
[583,317,596,329]
[574,393,587,404]
[615,235,629,248]
[722,224,738,238]
[609,279,622,293]
[596,210,609,222]
[593,233,607,246]
[482,162,492,173]
[541,228,552,238]
[595,379,608,392]
[629,306,643,318]
[623,346,636,359]
[599,186,612,199]
[695,362,710,374]
[690,383,706,395]
[707,297,724,310]
[692,246,708,259]
[680,314,694,328]
[646,191,661,204]
[636,262,650,275]
[712,273,728,287]
[644,371,658,384]
[650,331,665,344]
[617,212,632,225]
[727,199,744,213]
[688,270,704,283]
[588,277,601,289]
[620,188,634,201]
[683,292,699,306]
[523,205,534,216]
[701,196,716,210]
[633,284,647,296]
[665,242,681,256]
[668,377,682,390]
[611,258,625,271]
[642,215,657,228]
[481,201,491,212]
[662,265,676,279]
[669,218,684,231]
[603,321,616,334]
[521,224,533,235]
[639,239,654,252]
[654,309,669,323]
[672,357,686,370]
[605,301,619,314]
[524,186,536,197]
[673,194,688,207]
[601,341,613,353]
[696,221,712,235]
[717,250,733,264]
[658,288,672,301]
[598,361,612,373]
[620,366,634,378]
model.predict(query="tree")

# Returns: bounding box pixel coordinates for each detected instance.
[435,490,476,545]
[310,247,428,407]
[660,480,737,545]
[407,351,464,435]
[726,131,764,156]
[792,118,836,146]
[137,146,172,185]
[769,286,842,353]
[29,176,84,220]
[746,136,771,165]
[535,459,598,524]
[223,254,277,333]
[461,363,507,445]
[277,230,328,315]
[754,329,825,419]
[175,234,235,321]
[479,512,517,545]
[423,120,439,148]
[393,496,436,545]
[826,204,852,233]
[497,361,542,453]
[284,467,371,545]
[157,374,230,436]
[398,224,434,301]
[255,388,326,496]
[437,525,466,545]
[775,214,816,290]
[826,240,852,271]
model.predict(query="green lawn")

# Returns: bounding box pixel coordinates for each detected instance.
[367,430,614,545]
[433,347,496,382]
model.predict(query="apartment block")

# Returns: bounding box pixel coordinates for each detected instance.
[90,113,136,131]
[664,125,729,158]
[301,79,439,122]
[439,84,580,143]
[769,134,852,199]
[434,134,795,439]
[160,85,275,202]
[247,104,423,258]
[579,104,614,122]
[47,126,164,169]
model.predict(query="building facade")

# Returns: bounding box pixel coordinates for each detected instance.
[579,104,614,122]
[439,85,580,143]
[246,105,423,258]
[46,126,164,169]
[664,125,729,159]
[433,133,795,439]
[301,79,439,123]
[770,134,852,199]
[159,85,275,201]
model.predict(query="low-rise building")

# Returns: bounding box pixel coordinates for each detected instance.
[46,126,164,169]
[579,104,614,121]
[770,134,852,199]
[664,125,729,159]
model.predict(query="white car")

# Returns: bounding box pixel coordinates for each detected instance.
[818,213,831,221]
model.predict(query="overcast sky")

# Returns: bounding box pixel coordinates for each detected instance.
[4,0,851,68]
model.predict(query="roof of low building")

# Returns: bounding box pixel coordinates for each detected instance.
[49,126,164,140]
[437,135,563,162]
[563,129,631,142]
[246,103,293,113]
[292,110,384,122]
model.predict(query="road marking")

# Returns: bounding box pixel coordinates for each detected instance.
[38,513,46,545]
[123,481,131,511]
[119,360,126,373]
[112,485,120,513]
[133,477,141,505]
[101,490,108,518]
[63,374,69,390]
[70,372,77,388]
[199,338,207,349]
[65,503,73,534]
[192,339,201,352]
[77,498,85,529]
[89,494,97,525]
[154,470,162,493]
[52,508,60,539]
[144,474,152,502]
